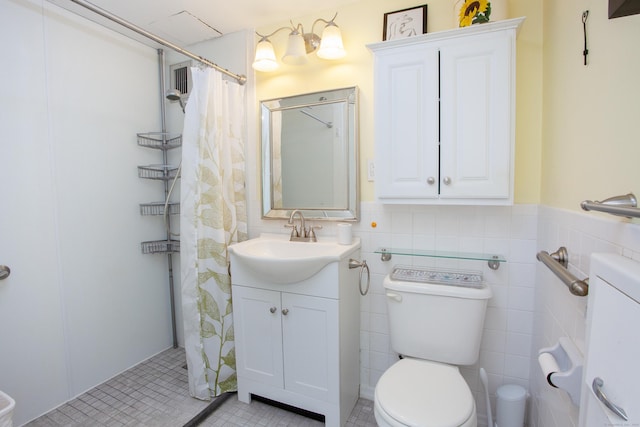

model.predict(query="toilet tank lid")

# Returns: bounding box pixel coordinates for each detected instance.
[384,270,492,299]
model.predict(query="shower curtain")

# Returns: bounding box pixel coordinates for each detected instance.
[180,66,247,400]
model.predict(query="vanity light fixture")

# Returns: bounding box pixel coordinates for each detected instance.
[252,13,346,72]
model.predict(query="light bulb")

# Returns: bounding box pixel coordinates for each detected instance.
[282,32,308,65]
[252,39,278,72]
[317,23,345,60]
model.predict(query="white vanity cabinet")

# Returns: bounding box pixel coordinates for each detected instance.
[232,287,339,400]
[369,18,524,205]
[230,248,361,427]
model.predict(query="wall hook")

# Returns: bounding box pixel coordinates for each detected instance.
[582,10,589,66]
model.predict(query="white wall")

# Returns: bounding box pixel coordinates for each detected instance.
[0,0,174,424]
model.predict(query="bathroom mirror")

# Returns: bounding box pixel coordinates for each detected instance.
[261,87,359,221]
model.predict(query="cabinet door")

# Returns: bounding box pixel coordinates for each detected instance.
[439,32,512,199]
[375,45,440,199]
[233,286,284,388]
[580,275,640,426]
[281,293,339,402]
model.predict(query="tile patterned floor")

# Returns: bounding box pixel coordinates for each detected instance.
[26,348,377,427]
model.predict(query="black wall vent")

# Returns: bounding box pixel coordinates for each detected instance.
[170,61,192,99]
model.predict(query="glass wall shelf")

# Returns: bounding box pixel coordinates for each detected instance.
[374,247,506,270]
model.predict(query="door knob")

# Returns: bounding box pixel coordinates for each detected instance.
[443,176,452,185]
[281,308,289,315]
[427,177,435,185]
[0,265,10,281]
[269,306,277,314]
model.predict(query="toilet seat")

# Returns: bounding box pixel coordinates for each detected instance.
[374,358,476,427]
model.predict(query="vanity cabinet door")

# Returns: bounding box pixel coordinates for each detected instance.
[233,286,340,401]
[439,32,512,200]
[281,293,339,402]
[233,286,284,389]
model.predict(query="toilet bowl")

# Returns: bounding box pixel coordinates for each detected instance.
[374,358,476,427]
[374,268,492,427]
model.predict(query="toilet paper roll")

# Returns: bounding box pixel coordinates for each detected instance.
[538,352,560,387]
[337,223,352,245]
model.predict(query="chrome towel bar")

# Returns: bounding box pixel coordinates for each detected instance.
[536,247,589,297]
[581,193,640,219]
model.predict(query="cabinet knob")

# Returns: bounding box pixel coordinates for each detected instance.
[427,177,435,185]
[281,308,289,315]
[443,176,452,185]
[269,306,277,314]
[0,265,10,281]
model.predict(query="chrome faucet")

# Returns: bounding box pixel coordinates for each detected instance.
[285,210,321,242]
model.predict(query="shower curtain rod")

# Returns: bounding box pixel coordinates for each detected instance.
[68,0,247,85]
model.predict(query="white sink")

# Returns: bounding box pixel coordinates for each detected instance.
[229,233,360,284]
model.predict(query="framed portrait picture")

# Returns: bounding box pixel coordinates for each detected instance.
[383,4,428,41]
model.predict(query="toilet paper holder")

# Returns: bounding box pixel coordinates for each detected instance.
[538,337,583,406]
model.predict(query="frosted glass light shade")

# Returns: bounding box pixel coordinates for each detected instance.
[252,39,278,72]
[282,33,308,65]
[317,24,345,59]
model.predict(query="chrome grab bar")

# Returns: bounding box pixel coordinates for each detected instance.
[536,247,589,297]
[581,193,640,219]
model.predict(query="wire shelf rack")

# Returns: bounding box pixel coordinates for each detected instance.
[137,164,179,180]
[137,132,182,150]
[141,240,180,254]
[139,202,180,216]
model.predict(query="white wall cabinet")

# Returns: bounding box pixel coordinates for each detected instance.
[230,246,361,427]
[369,18,524,205]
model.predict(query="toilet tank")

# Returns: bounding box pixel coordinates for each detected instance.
[383,269,492,365]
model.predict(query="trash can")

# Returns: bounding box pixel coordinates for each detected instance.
[496,384,527,427]
[0,391,15,427]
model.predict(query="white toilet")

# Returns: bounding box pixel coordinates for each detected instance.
[374,269,492,427]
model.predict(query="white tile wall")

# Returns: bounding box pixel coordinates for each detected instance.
[247,201,640,427]
[350,203,538,421]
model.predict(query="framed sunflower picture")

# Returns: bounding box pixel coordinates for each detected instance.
[456,0,492,27]
[383,4,428,41]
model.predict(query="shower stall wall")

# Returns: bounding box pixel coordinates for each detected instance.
[0,1,168,424]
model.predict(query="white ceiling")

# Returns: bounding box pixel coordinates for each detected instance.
[47,0,360,47]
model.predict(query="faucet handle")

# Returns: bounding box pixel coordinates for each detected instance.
[284,223,299,237]
[309,225,323,242]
